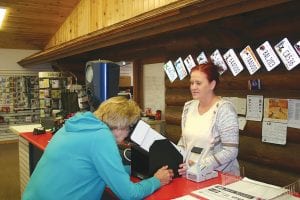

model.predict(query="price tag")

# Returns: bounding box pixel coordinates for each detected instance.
[274,38,300,71]
[210,49,227,74]
[240,45,261,75]
[163,60,178,82]
[223,49,244,76]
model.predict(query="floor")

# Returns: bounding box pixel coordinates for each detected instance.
[0,141,21,200]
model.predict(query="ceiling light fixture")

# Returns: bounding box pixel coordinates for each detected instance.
[0,8,7,28]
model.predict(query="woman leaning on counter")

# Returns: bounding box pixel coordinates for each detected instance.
[22,96,174,200]
[177,62,240,176]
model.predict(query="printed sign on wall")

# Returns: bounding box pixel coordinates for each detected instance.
[274,38,300,71]
[223,49,244,76]
[174,57,188,80]
[240,45,261,75]
[256,41,281,71]
[210,49,227,74]
[196,52,208,65]
[184,55,196,73]
[163,61,178,82]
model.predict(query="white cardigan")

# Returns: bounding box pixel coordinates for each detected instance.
[177,98,240,176]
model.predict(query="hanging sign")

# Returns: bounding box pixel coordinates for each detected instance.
[256,41,280,71]
[274,38,300,71]
[196,51,208,65]
[163,60,178,82]
[174,57,188,80]
[294,41,300,56]
[210,49,227,74]
[184,54,196,73]
[223,49,244,76]
[240,45,261,75]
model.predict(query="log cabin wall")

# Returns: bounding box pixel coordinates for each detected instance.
[162,3,300,186]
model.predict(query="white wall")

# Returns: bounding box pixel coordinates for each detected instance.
[143,63,165,119]
[0,48,52,75]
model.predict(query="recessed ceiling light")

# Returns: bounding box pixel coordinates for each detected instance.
[0,8,7,28]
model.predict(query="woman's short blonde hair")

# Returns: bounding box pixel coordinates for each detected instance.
[94,96,141,129]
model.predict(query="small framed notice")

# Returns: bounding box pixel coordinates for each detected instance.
[184,55,196,73]
[196,51,208,65]
[256,41,281,71]
[210,49,227,74]
[223,49,244,76]
[163,61,178,82]
[174,57,188,80]
[274,38,300,71]
[240,45,261,75]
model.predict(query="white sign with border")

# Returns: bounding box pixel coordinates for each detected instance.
[274,37,300,71]
[256,41,281,71]
[223,49,244,76]
[240,45,261,75]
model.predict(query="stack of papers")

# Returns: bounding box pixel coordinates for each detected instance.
[192,177,289,200]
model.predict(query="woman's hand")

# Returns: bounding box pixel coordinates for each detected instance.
[154,165,174,186]
[178,160,195,177]
[178,163,188,177]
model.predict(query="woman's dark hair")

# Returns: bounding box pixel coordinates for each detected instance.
[190,61,220,87]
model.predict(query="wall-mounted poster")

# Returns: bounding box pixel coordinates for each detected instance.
[274,38,300,71]
[174,57,188,80]
[240,45,261,75]
[163,61,178,83]
[210,49,227,74]
[256,41,281,71]
[223,49,244,76]
[184,55,196,73]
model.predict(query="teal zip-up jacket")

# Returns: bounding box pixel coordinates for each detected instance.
[22,112,160,200]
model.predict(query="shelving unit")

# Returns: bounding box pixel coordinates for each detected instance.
[38,72,68,118]
[0,76,40,142]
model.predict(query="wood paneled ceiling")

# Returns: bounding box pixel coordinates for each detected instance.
[0,0,80,49]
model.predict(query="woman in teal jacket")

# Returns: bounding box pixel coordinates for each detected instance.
[23,96,173,200]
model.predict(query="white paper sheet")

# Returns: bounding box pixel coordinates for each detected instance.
[238,116,247,131]
[130,120,165,151]
[246,95,263,121]
[262,121,287,145]
[192,178,288,200]
[223,97,246,115]
[288,99,300,129]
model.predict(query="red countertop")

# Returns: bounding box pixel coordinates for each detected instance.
[20,131,222,199]
[144,175,221,200]
[20,132,53,151]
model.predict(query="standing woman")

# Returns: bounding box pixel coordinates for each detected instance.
[177,62,240,176]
